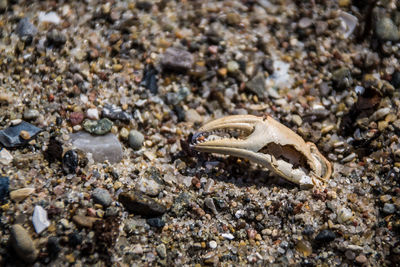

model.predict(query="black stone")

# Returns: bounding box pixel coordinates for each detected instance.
[392,72,400,89]
[16,18,37,44]
[146,217,165,228]
[136,1,153,11]
[315,229,336,243]
[47,236,61,258]
[62,150,79,174]
[0,121,41,148]
[140,65,158,94]
[102,104,133,122]
[118,191,167,217]
[44,137,63,163]
[0,176,9,203]
[68,232,83,246]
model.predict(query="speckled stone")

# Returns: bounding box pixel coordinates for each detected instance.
[10,224,38,263]
[128,130,144,150]
[92,188,112,207]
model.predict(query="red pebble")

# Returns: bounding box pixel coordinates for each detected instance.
[69,112,84,126]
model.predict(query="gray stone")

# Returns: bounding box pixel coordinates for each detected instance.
[0,121,41,148]
[102,104,133,122]
[82,118,113,135]
[375,17,400,42]
[32,205,50,234]
[16,18,37,43]
[161,47,194,73]
[92,188,112,207]
[70,131,123,163]
[383,203,396,214]
[246,72,266,98]
[135,168,164,197]
[204,197,218,215]
[128,130,144,150]
[156,243,167,259]
[332,67,352,90]
[23,109,40,120]
[10,224,38,263]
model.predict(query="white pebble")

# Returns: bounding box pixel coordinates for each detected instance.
[86,108,99,120]
[337,207,353,223]
[32,206,50,234]
[221,233,234,240]
[209,240,217,249]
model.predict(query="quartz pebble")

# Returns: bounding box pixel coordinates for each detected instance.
[209,240,217,249]
[32,205,50,234]
[185,109,203,123]
[10,224,38,263]
[71,132,123,163]
[16,18,37,43]
[0,148,13,165]
[337,207,353,223]
[23,109,40,120]
[86,108,99,120]
[296,240,312,256]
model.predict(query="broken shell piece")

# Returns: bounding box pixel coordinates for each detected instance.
[191,115,332,189]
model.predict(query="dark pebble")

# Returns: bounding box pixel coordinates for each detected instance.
[146,217,165,228]
[140,64,158,94]
[46,29,67,48]
[136,1,152,12]
[47,236,61,258]
[0,176,9,203]
[392,71,400,89]
[16,18,37,44]
[315,229,336,243]
[102,104,132,122]
[332,67,352,90]
[62,150,79,174]
[44,137,63,163]
[118,191,167,217]
[68,232,83,246]
[246,72,266,99]
[0,121,41,148]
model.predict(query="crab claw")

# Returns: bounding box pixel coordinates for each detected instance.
[191,115,332,189]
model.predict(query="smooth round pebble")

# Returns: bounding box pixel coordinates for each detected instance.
[10,224,38,263]
[128,130,144,150]
[92,188,112,207]
[209,240,217,249]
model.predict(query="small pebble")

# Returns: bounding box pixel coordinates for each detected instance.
[209,240,217,249]
[146,217,165,228]
[156,243,167,259]
[72,215,100,228]
[296,240,312,257]
[355,254,367,264]
[128,130,144,150]
[9,188,35,202]
[0,148,13,165]
[86,108,99,120]
[32,205,50,234]
[0,176,9,202]
[20,130,30,140]
[10,224,38,263]
[383,203,396,214]
[23,109,40,120]
[315,229,336,243]
[161,47,194,73]
[92,188,112,207]
[118,191,167,217]
[82,118,113,135]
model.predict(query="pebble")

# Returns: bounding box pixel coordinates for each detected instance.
[86,108,99,120]
[204,197,218,214]
[62,150,79,174]
[296,240,312,256]
[32,205,50,234]
[291,115,303,127]
[69,112,84,126]
[16,18,37,43]
[128,130,144,150]
[391,71,400,89]
[227,61,239,73]
[156,243,167,259]
[209,240,217,249]
[0,148,13,165]
[146,217,165,228]
[140,64,158,94]
[10,224,38,263]
[355,254,367,264]
[118,191,167,217]
[246,72,266,99]
[0,121,41,148]
[221,233,234,240]
[102,104,132,122]
[185,109,203,123]
[19,130,30,140]
[374,17,400,42]
[161,47,194,73]
[39,11,61,24]
[337,207,353,223]
[92,188,112,207]
[315,229,336,243]
[345,250,356,260]
[47,236,61,258]
[23,109,40,120]
[9,188,35,202]
[332,67,352,90]
[72,215,100,228]
[383,203,396,214]
[71,132,123,163]
[0,176,9,202]
[46,29,66,47]
[82,118,113,135]
[135,176,164,197]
